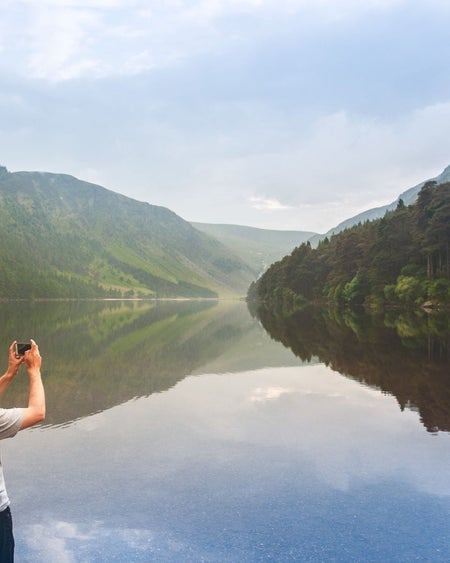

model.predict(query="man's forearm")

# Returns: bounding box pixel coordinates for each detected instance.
[27,369,45,415]
[21,369,46,429]
[0,368,18,397]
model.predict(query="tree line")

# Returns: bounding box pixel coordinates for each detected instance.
[248,181,450,309]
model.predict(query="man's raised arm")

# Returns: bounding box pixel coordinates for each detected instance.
[21,339,45,430]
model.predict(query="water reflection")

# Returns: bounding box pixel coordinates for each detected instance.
[7,367,450,562]
[253,305,450,433]
[0,300,298,425]
[1,300,449,561]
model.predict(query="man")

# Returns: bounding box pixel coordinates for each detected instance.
[0,339,45,562]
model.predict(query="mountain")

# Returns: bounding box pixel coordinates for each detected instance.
[308,164,450,247]
[192,222,316,276]
[248,180,450,309]
[0,166,254,298]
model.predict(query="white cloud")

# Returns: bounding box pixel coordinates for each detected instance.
[195,100,450,230]
[22,0,126,6]
[249,196,293,210]
[20,4,102,80]
[0,0,415,81]
[289,103,450,207]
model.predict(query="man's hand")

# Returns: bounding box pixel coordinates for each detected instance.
[0,341,25,397]
[7,340,25,377]
[24,339,42,374]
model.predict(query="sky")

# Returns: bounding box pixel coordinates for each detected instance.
[1,0,450,233]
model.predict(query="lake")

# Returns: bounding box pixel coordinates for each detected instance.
[0,300,449,562]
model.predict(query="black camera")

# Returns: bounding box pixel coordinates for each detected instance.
[15,342,31,356]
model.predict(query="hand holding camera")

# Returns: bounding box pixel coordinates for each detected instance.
[14,342,31,356]
[12,340,41,375]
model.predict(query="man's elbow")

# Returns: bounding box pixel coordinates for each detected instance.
[36,407,46,423]
[21,406,46,429]
[35,403,46,422]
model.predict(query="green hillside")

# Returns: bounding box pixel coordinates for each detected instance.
[308,163,450,247]
[248,181,450,309]
[192,222,316,275]
[0,166,254,298]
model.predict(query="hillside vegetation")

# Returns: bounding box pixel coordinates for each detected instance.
[0,166,254,298]
[308,163,450,247]
[248,181,450,309]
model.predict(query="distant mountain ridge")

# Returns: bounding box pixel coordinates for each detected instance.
[308,164,450,246]
[0,166,255,298]
[192,222,315,275]
[194,165,450,261]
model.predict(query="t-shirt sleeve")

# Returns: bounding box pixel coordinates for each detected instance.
[0,408,23,439]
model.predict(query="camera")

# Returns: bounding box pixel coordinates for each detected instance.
[15,342,31,356]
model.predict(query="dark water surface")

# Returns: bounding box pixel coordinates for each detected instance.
[0,300,448,562]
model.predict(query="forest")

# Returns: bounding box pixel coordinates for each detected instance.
[248,181,450,309]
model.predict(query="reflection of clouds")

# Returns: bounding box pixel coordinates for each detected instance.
[23,520,155,563]
[8,364,450,561]
[249,386,295,402]
[171,366,450,499]
[25,521,81,563]
[120,527,153,551]
[249,384,357,403]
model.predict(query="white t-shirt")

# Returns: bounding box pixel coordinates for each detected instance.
[0,408,23,512]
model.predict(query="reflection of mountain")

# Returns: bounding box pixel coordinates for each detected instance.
[254,305,450,433]
[0,300,294,425]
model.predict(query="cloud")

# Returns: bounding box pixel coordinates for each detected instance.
[287,103,450,208]
[0,0,449,232]
[154,99,450,230]
[0,0,419,82]
[0,1,223,80]
[198,100,450,229]
[1,58,449,233]
[249,196,293,210]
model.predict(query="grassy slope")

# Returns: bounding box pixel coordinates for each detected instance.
[0,169,255,298]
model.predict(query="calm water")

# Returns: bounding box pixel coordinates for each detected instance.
[0,300,448,562]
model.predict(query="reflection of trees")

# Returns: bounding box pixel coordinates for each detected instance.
[0,300,252,425]
[254,305,450,433]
